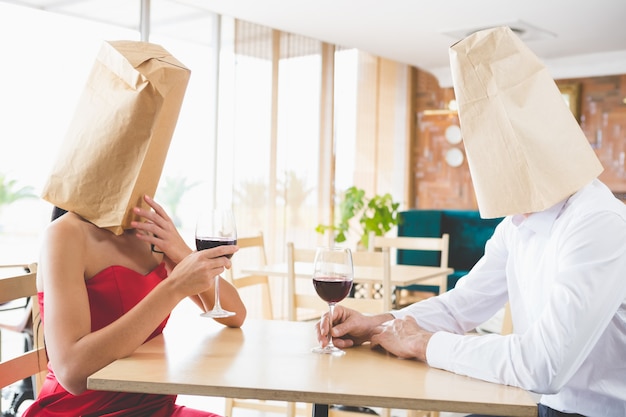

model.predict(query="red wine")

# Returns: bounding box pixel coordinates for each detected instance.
[313,276,353,304]
[196,237,237,259]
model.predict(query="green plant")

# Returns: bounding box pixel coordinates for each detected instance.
[315,186,400,248]
[0,173,37,212]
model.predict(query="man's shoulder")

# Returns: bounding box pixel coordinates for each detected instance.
[564,180,626,229]
[574,180,626,213]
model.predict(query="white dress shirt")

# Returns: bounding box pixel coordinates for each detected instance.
[393,179,626,417]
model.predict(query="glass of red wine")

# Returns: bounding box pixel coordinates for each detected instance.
[195,208,237,318]
[311,246,354,356]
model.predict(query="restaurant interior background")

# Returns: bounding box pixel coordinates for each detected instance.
[1,0,626,319]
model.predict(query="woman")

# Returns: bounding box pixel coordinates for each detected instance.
[23,195,246,416]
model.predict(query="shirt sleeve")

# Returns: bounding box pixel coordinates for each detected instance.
[419,210,626,394]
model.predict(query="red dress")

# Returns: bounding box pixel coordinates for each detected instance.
[23,263,220,417]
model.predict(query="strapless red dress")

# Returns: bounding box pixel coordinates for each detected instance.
[22,263,219,417]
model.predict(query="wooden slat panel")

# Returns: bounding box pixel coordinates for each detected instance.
[1,263,48,396]
[0,272,36,304]
[0,348,47,388]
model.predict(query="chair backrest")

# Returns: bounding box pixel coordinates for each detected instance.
[226,233,274,320]
[368,231,450,269]
[286,243,392,320]
[286,243,322,321]
[348,248,392,312]
[369,232,450,297]
[0,263,47,395]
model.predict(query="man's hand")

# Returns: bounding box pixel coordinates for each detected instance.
[370,315,433,361]
[316,305,394,349]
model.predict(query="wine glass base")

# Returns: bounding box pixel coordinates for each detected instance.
[200,309,236,318]
[311,345,346,356]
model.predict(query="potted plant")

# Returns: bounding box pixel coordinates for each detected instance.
[315,186,400,249]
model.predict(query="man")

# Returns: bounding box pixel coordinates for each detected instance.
[316,26,626,417]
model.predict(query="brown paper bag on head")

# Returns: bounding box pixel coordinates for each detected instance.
[449,26,603,219]
[42,40,191,234]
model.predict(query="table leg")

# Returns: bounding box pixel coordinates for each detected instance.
[312,404,329,417]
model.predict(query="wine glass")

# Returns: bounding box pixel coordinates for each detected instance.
[195,208,237,318]
[311,246,354,356]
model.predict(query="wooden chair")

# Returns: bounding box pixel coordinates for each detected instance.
[367,236,448,417]
[286,242,392,417]
[225,233,274,320]
[368,232,450,308]
[0,263,47,415]
[286,242,392,321]
[286,243,324,321]
[224,234,309,417]
[347,248,393,313]
[228,239,377,417]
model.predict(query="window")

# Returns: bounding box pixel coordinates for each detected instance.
[0,3,410,270]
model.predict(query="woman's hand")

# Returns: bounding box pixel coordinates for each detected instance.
[174,246,245,327]
[166,246,237,298]
[131,195,191,266]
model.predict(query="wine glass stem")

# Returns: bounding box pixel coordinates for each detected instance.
[327,303,337,349]
[213,275,223,310]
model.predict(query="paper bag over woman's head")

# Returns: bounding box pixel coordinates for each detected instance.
[42,40,191,235]
[449,26,603,219]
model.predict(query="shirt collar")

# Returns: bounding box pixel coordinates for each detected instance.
[511,197,569,237]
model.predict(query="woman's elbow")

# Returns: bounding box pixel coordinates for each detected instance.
[233,308,247,327]
[222,306,247,328]
[51,361,90,395]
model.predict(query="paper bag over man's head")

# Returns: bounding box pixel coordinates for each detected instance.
[449,26,603,218]
[42,40,191,235]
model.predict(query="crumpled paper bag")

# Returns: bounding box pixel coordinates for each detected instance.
[42,40,191,234]
[449,26,603,218]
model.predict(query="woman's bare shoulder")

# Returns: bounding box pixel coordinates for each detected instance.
[38,212,93,289]
[45,212,91,242]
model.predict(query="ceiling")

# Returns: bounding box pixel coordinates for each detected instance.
[4,0,626,87]
[1,0,219,44]
[181,0,626,87]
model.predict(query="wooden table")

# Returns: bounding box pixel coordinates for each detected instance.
[87,318,537,417]
[242,262,453,311]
